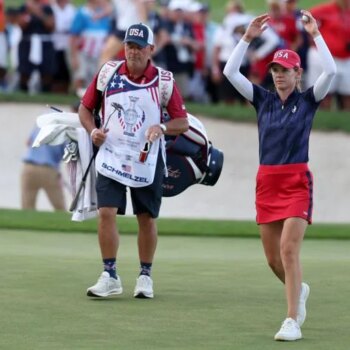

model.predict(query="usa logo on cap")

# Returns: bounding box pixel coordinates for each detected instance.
[124,23,154,48]
[269,49,301,69]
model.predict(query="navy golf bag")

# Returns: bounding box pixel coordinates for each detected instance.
[162,114,224,197]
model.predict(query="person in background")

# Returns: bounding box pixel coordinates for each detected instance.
[187,2,207,102]
[0,0,7,90]
[211,0,246,104]
[223,11,336,341]
[267,0,301,52]
[17,0,56,92]
[163,0,198,100]
[79,23,188,299]
[99,0,147,64]
[200,3,220,104]
[307,0,350,110]
[213,0,280,100]
[5,7,22,92]
[284,0,310,80]
[51,0,76,93]
[21,126,66,211]
[144,0,170,68]
[70,0,111,96]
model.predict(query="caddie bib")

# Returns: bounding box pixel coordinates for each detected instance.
[95,71,163,187]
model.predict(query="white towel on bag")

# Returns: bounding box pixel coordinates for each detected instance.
[33,112,98,221]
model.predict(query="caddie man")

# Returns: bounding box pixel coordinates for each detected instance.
[79,22,189,298]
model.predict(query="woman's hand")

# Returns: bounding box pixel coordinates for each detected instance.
[300,10,320,38]
[243,14,270,43]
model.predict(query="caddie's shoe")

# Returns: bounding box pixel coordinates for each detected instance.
[133,275,154,299]
[297,282,310,327]
[87,272,123,297]
[274,318,302,341]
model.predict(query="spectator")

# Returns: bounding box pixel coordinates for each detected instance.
[51,0,76,93]
[5,7,22,92]
[17,0,56,92]
[164,0,198,100]
[200,3,220,103]
[70,0,111,96]
[187,2,208,102]
[21,126,66,211]
[144,0,170,68]
[284,0,310,76]
[267,0,301,51]
[211,1,250,104]
[212,0,280,99]
[307,0,350,110]
[99,0,147,64]
[0,0,7,90]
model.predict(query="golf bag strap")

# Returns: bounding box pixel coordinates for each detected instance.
[157,67,173,107]
[97,60,124,92]
[96,61,173,107]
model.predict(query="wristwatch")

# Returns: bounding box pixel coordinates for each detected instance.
[160,123,167,133]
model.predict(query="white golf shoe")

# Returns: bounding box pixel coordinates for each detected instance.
[87,272,123,297]
[133,275,154,299]
[274,318,302,341]
[297,282,310,327]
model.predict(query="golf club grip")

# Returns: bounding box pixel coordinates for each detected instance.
[69,180,85,212]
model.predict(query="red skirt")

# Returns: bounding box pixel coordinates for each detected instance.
[255,163,313,224]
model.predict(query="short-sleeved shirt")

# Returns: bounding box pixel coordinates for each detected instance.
[70,6,110,59]
[252,84,320,165]
[23,127,65,170]
[82,60,187,120]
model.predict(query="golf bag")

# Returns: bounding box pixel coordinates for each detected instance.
[162,113,224,197]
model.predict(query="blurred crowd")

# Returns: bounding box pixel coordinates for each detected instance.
[1,0,350,109]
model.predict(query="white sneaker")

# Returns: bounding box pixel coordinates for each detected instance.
[274,318,302,341]
[87,272,123,297]
[133,275,154,298]
[297,282,310,327]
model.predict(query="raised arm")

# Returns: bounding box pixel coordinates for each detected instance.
[301,10,336,102]
[223,14,270,102]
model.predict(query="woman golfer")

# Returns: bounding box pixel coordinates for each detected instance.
[223,11,336,341]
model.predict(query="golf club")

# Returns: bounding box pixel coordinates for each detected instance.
[69,103,123,211]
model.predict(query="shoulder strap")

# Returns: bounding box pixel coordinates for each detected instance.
[157,67,174,107]
[94,61,123,126]
[97,60,124,92]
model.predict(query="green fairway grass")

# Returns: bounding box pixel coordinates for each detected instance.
[1,208,350,239]
[0,229,349,350]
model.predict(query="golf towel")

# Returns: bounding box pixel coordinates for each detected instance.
[33,112,98,221]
